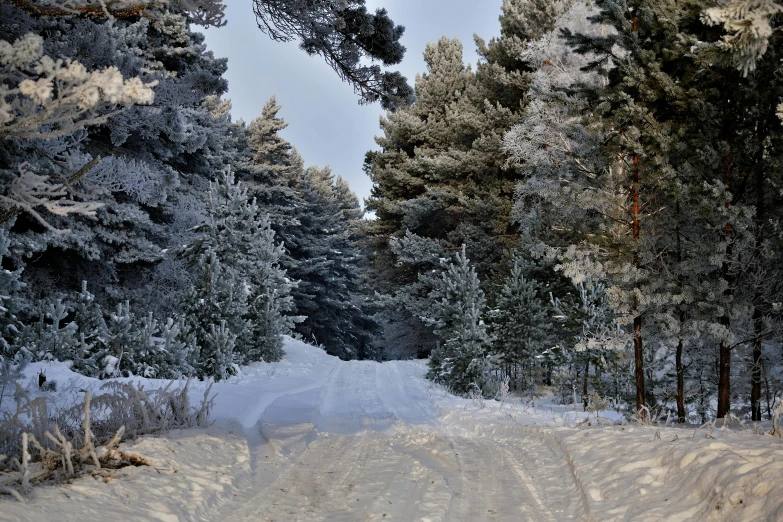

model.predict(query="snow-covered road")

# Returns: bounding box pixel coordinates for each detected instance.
[216,354,581,522]
[6,339,783,522]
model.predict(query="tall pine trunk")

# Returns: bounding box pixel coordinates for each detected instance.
[750,111,768,422]
[717,234,733,418]
[632,153,645,415]
[676,337,686,422]
[675,208,686,423]
[717,76,734,419]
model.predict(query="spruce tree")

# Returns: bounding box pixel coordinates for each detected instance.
[426,247,491,395]
[489,255,552,390]
[180,169,296,363]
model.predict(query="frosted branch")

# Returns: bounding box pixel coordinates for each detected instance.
[0,32,158,139]
[3,0,226,27]
[703,0,783,76]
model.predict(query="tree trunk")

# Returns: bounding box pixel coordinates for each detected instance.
[583,356,590,411]
[632,153,645,416]
[751,321,763,421]
[750,109,769,422]
[716,71,735,420]
[676,338,686,423]
[675,212,686,424]
[717,339,731,418]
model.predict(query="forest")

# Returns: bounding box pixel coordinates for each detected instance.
[1,0,783,431]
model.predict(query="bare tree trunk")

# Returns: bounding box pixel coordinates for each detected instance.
[583,356,590,411]
[676,338,686,423]
[632,153,645,416]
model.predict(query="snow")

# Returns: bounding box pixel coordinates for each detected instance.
[3,337,783,521]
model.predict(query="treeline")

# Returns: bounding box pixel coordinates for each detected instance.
[364,0,783,421]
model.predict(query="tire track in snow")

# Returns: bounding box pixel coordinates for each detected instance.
[224,432,451,522]
[446,437,559,521]
[375,362,437,425]
[498,446,556,521]
[223,354,584,522]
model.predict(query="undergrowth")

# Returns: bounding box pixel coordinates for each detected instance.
[0,377,214,501]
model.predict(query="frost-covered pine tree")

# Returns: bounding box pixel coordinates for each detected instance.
[488,255,552,390]
[180,169,296,363]
[426,247,492,395]
[180,251,246,380]
[0,0,234,318]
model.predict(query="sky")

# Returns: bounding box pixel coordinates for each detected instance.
[201,0,504,206]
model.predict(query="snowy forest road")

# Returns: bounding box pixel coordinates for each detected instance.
[219,359,583,522]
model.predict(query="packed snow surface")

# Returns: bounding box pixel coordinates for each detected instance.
[3,337,783,521]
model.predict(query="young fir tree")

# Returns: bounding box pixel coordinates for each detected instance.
[425,247,492,395]
[180,251,245,380]
[179,169,296,363]
[488,255,552,390]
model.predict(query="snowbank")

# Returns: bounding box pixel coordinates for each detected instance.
[544,424,783,522]
[1,426,252,521]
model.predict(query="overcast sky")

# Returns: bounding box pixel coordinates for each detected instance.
[201,0,503,206]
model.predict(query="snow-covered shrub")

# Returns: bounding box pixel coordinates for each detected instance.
[771,398,783,438]
[0,359,26,409]
[496,375,510,411]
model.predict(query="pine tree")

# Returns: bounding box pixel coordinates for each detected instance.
[364,2,571,358]
[180,169,295,363]
[489,255,552,390]
[180,251,247,380]
[426,247,491,395]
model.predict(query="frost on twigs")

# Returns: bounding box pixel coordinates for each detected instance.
[0,31,158,230]
[0,160,103,233]
[0,378,214,500]
[0,32,158,139]
[702,0,783,76]
[4,0,227,28]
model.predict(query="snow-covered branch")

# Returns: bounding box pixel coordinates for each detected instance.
[2,0,226,27]
[703,0,783,76]
[0,158,103,233]
[0,33,158,139]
